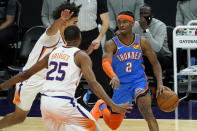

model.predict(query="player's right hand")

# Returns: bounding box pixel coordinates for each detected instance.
[61,9,74,21]
[110,76,120,90]
[112,103,133,116]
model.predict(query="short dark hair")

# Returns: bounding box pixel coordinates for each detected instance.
[140,4,153,13]
[118,11,135,19]
[52,0,81,20]
[64,25,81,42]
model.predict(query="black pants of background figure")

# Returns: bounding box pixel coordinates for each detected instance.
[0,25,18,69]
[75,28,113,102]
[143,54,173,85]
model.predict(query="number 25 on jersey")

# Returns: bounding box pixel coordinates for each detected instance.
[46,61,68,81]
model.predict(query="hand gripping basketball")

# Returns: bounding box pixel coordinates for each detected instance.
[157,86,179,112]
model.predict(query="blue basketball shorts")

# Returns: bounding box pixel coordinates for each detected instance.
[112,78,150,105]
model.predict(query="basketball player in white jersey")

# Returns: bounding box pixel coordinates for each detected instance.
[0,25,132,131]
[0,1,83,129]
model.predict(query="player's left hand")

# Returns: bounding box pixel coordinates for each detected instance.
[112,103,133,116]
[110,76,120,90]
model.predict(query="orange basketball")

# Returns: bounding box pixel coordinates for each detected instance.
[157,87,179,112]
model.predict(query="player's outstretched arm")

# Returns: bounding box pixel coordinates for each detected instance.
[103,40,119,89]
[46,9,73,36]
[0,54,50,90]
[141,37,164,97]
[74,51,132,115]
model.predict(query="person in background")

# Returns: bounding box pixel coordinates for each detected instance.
[41,0,65,27]
[176,0,197,26]
[132,5,172,82]
[75,0,111,104]
[0,0,18,70]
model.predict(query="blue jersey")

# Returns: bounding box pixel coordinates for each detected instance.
[112,34,147,83]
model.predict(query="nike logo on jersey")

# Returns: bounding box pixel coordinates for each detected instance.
[118,46,124,49]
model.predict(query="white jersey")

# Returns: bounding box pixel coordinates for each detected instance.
[22,30,65,81]
[14,30,67,111]
[42,46,81,98]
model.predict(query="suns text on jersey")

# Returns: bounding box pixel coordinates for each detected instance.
[116,51,142,61]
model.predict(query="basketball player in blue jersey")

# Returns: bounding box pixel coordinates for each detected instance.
[90,11,165,131]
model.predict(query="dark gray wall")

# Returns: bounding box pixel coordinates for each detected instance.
[19,0,43,28]
[145,0,177,27]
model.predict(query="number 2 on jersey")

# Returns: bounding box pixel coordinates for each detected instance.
[46,61,68,81]
[126,62,132,72]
